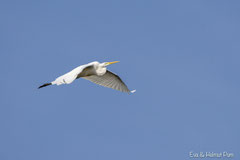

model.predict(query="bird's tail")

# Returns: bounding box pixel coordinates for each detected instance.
[38,83,52,89]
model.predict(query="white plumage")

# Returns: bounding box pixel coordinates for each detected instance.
[39,61,135,93]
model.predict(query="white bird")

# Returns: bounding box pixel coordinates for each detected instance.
[38,61,136,93]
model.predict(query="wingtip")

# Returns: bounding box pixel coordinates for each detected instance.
[131,90,136,93]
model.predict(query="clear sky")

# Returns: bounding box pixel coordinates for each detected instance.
[0,0,239,160]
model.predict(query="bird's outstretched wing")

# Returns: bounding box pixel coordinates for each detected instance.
[83,70,131,93]
[52,63,95,85]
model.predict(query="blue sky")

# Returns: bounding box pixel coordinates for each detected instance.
[0,0,240,160]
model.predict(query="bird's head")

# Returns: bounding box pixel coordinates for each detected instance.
[102,61,120,67]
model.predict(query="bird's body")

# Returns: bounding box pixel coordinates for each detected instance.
[39,61,136,93]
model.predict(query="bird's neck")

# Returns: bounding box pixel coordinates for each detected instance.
[96,67,107,76]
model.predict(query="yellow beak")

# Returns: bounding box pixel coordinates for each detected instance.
[106,61,120,65]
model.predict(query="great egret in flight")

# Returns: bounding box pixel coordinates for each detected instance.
[38,61,136,93]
